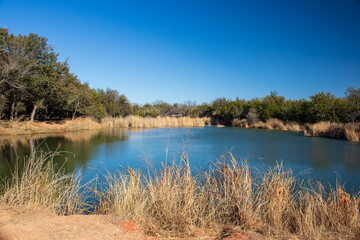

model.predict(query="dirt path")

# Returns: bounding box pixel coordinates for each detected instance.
[0,205,264,240]
[0,205,152,240]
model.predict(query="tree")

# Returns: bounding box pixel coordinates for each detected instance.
[24,33,60,121]
[259,91,285,121]
[309,92,338,123]
[77,87,106,121]
[98,88,132,117]
[0,28,35,120]
[345,86,360,122]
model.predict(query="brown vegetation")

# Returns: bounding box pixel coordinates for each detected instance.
[231,118,360,143]
[102,116,211,128]
[93,153,359,239]
[1,150,85,215]
[231,118,248,128]
[1,151,359,239]
[304,122,344,139]
[0,118,102,135]
[345,123,360,142]
[0,116,211,136]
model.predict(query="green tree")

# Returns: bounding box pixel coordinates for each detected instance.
[345,86,360,122]
[0,28,34,120]
[309,92,339,123]
[259,91,285,121]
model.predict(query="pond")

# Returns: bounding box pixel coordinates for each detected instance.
[1,126,359,191]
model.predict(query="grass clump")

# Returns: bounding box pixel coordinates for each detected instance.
[94,153,360,239]
[102,116,211,128]
[0,149,86,215]
[1,151,359,239]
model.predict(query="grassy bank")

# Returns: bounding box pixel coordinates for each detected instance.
[1,152,359,239]
[0,150,86,215]
[102,115,211,128]
[0,116,211,136]
[1,116,358,143]
[232,118,360,143]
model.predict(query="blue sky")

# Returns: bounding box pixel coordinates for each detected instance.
[1,0,360,104]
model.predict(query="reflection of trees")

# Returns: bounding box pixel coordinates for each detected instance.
[0,128,129,177]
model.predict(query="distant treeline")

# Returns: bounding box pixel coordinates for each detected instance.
[1,28,359,124]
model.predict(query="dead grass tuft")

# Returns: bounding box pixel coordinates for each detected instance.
[344,123,360,142]
[93,153,360,238]
[102,116,211,128]
[304,122,345,139]
[0,149,87,215]
[1,150,359,238]
[231,118,248,128]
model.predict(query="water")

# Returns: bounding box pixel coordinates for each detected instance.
[1,126,359,191]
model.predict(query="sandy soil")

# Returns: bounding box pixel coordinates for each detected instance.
[0,204,152,240]
[0,205,264,240]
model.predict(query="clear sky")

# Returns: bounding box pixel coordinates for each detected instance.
[1,0,360,104]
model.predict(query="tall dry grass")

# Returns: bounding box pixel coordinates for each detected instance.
[344,123,360,142]
[232,118,303,133]
[93,153,360,239]
[0,116,210,136]
[1,150,359,238]
[0,149,86,215]
[232,118,360,143]
[102,116,211,128]
[304,122,345,139]
[0,117,102,135]
[231,118,248,128]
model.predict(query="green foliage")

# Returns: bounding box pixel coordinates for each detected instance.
[98,88,132,117]
[0,27,358,125]
[211,99,244,125]
[153,100,172,116]
[199,89,359,125]
[0,27,113,121]
[309,92,340,123]
[345,86,360,122]
[135,104,160,118]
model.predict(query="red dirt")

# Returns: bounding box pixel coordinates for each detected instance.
[0,204,264,240]
[0,205,149,240]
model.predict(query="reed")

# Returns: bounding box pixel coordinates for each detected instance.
[0,149,86,215]
[285,121,303,132]
[344,123,360,142]
[304,122,345,139]
[231,118,248,128]
[0,116,211,136]
[102,116,211,128]
[1,151,359,238]
[232,118,360,143]
[93,153,360,239]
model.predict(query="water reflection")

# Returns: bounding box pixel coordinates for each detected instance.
[0,127,359,190]
[0,128,129,177]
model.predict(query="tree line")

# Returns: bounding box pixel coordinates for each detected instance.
[1,28,359,124]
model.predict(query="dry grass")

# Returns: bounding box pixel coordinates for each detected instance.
[0,149,86,215]
[0,117,102,136]
[93,153,360,239]
[344,123,360,142]
[285,122,303,132]
[304,122,345,139]
[231,118,248,128]
[0,116,211,136]
[1,150,359,238]
[232,118,360,143]
[304,121,360,143]
[102,116,211,128]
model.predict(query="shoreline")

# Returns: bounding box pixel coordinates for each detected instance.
[0,152,358,239]
[231,118,360,143]
[0,116,211,136]
[0,116,359,143]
